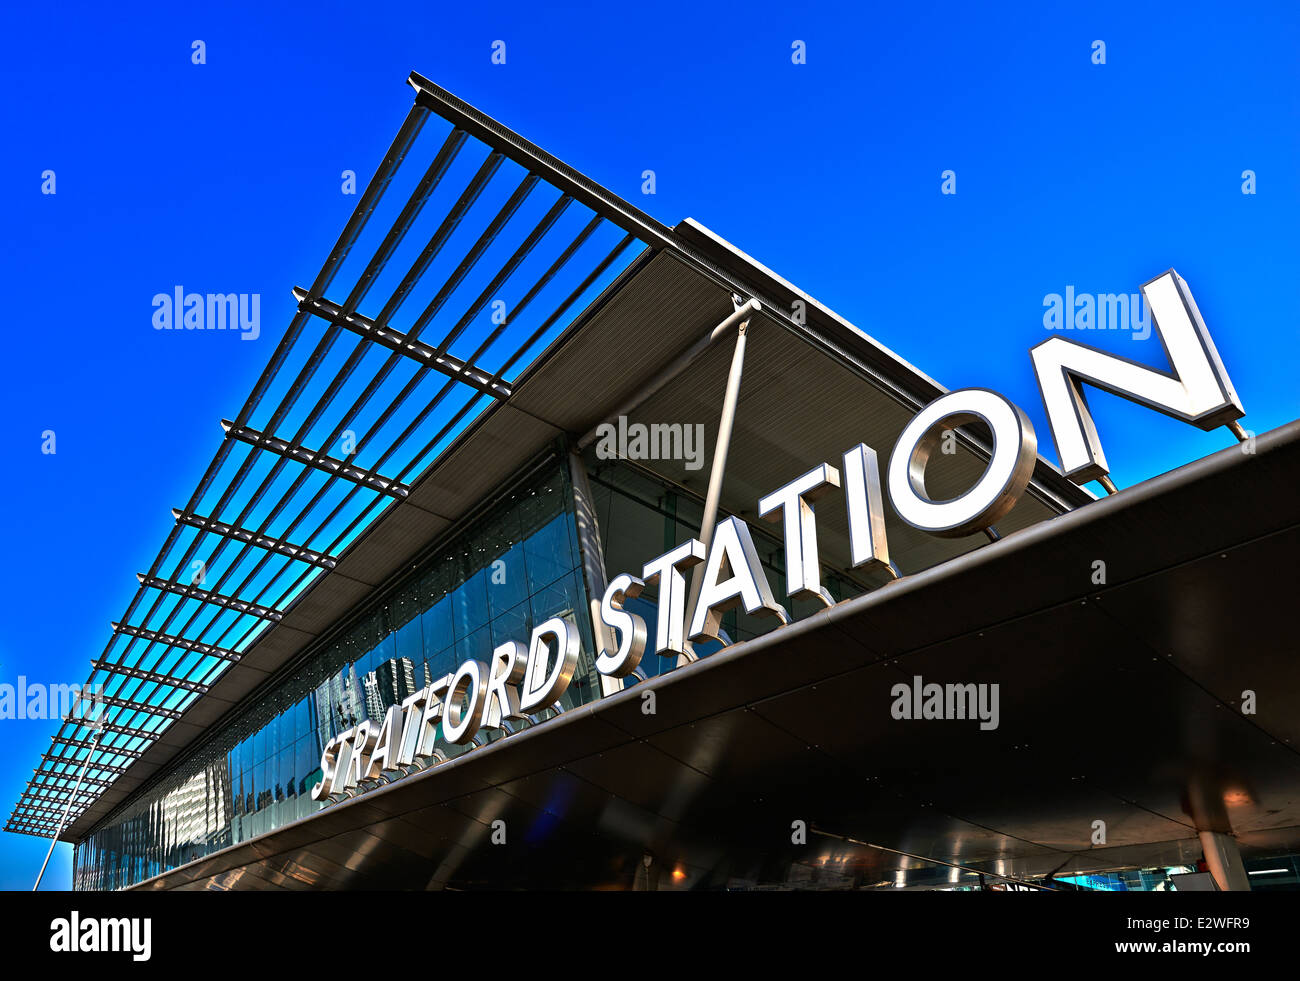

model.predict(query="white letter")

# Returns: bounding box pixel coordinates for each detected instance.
[363,704,403,777]
[519,618,579,713]
[1030,270,1244,482]
[443,660,488,744]
[758,463,840,604]
[641,540,706,655]
[482,641,528,730]
[841,443,895,576]
[595,574,648,677]
[887,389,1037,537]
[688,516,788,643]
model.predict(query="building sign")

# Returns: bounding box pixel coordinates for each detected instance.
[312,617,578,799]
[314,268,1245,802]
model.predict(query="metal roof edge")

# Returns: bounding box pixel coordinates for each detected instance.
[671,217,1097,511]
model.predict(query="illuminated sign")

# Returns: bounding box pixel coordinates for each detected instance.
[314,268,1245,801]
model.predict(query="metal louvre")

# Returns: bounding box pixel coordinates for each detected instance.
[8,74,655,839]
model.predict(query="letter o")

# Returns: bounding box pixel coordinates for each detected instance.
[442,660,488,744]
[887,388,1037,537]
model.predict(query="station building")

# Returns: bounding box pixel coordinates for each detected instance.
[9,73,1299,892]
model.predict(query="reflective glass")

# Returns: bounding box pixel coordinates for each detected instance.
[73,457,595,890]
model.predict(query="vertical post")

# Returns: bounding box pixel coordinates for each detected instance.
[682,314,752,662]
[1198,830,1251,891]
[33,725,102,891]
[568,449,622,697]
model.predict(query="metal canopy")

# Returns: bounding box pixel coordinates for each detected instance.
[7,72,653,840]
[12,71,1093,846]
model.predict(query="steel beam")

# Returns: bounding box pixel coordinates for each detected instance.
[172,509,336,570]
[109,622,240,664]
[576,298,762,450]
[82,718,165,742]
[682,308,757,661]
[487,233,639,387]
[459,214,603,371]
[293,290,511,399]
[306,102,431,299]
[52,737,143,761]
[220,420,411,499]
[407,72,674,252]
[10,812,67,826]
[37,751,129,778]
[23,785,104,806]
[90,659,209,695]
[6,823,58,836]
[335,127,469,325]
[25,782,110,801]
[19,790,97,808]
[428,189,570,361]
[366,152,505,340]
[137,572,284,621]
[70,686,185,722]
[16,791,97,810]
[8,819,64,834]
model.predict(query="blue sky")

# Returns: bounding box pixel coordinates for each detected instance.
[1,0,1296,889]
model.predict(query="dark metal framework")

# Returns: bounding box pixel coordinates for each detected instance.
[6,72,663,839]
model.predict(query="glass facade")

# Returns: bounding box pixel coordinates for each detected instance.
[586,457,865,677]
[72,451,869,891]
[73,457,596,890]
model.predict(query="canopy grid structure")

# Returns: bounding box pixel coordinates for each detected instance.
[6,72,672,840]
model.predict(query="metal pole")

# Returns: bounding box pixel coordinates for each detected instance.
[33,723,102,891]
[1198,830,1252,891]
[576,299,761,452]
[681,313,752,662]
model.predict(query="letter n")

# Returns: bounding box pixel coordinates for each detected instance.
[1029,269,1244,483]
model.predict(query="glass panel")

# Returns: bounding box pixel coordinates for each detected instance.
[73,457,588,890]
[488,541,528,618]
[422,595,453,661]
[394,611,422,664]
[451,567,489,638]
[455,626,492,666]
[524,513,575,589]
[490,600,530,651]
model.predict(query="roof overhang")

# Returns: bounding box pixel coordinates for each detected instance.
[58,235,1090,842]
[130,419,1300,889]
[24,72,1094,844]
